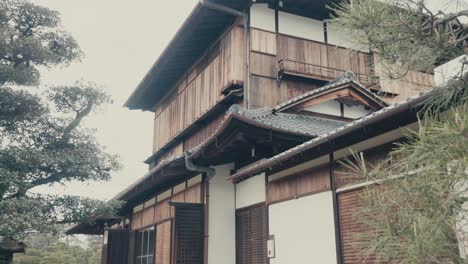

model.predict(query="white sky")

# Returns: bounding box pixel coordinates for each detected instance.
[29,0,466,201]
[31,0,197,200]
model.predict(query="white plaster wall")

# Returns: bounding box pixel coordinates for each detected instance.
[305,100,341,116]
[235,173,266,209]
[208,163,236,264]
[344,104,372,119]
[326,22,369,52]
[279,11,325,42]
[434,55,467,86]
[269,192,337,264]
[250,4,276,32]
[305,100,372,119]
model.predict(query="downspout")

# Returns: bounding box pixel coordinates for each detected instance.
[184,151,215,180]
[199,0,250,108]
[184,152,215,264]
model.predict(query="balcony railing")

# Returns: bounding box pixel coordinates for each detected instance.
[278,59,379,87]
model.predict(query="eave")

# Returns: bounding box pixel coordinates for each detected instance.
[125,0,250,111]
[229,90,433,182]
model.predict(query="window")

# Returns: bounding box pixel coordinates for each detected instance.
[135,227,155,264]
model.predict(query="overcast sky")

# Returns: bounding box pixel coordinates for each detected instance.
[30,0,466,201]
[31,0,198,200]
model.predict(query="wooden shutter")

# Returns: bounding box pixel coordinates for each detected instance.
[156,220,172,264]
[172,202,205,264]
[338,189,388,264]
[236,204,268,264]
[106,229,130,264]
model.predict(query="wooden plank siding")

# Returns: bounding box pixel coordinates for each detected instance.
[131,183,202,230]
[248,28,433,109]
[338,188,390,264]
[267,166,330,204]
[153,26,244,153]
[334,144,395,189]
[373,53,434,104]
[156,220,172,264]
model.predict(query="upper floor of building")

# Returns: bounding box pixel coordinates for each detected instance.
[124,0,434,168]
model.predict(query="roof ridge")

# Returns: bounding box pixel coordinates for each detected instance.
[274,71,388,111]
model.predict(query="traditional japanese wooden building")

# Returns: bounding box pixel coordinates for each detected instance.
[67,1,436,263]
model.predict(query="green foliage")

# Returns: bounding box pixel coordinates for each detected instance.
[0,0,82,86]
[331,0,466,77]
[0,1,122,240]
[0,83,123,239]
[332,0,468,263]
[342,104,468,263]
[13,235,102,264]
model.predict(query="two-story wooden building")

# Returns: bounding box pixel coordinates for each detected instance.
[67,1,435,263]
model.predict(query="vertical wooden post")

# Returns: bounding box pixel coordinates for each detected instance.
[329,151,343,264]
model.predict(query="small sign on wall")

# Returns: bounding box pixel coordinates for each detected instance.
[267,235,275,258]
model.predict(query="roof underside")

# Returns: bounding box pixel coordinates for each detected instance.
[125,0,249,111]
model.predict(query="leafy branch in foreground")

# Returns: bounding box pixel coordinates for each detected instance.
[0,82,122,239]
[332,0,468,263]
[340,103,468,263]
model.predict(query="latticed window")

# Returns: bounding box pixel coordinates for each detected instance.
[135,227,155,264]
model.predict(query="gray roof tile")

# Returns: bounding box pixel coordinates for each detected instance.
[228,104,347,136]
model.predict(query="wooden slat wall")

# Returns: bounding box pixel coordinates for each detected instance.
[131,211,143,230]
[267,166,330,204]
[153,26,244,153]
[249,29,370,109]
[334,144,394,188]
[278,34,371,78]
[338,189,389,264]
[185,184,202,203]
[374,53,434,103]
[183,112,227,151]
[141,205,155,227]
[131,183,202,230]
[251,29,277,55]
[236,204,268,264]
[155,199,171,224]
[156,220,172,264]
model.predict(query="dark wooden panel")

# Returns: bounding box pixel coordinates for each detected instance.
[173,203,205,264]
[106,229,130,264]
[236,204,268,264]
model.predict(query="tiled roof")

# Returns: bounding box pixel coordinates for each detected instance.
[229,89,434,181]
[275,71,388,111]
[228,105,347,137]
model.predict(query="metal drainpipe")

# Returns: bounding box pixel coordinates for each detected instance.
[184,151,216,180]
[184,152,214,264]
[199,0,250,108]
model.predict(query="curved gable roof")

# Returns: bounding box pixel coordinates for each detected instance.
[275,72,389,113]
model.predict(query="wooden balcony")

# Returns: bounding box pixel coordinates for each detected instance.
[278,59,379,87]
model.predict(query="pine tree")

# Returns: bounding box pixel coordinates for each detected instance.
[331,0,468,263]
